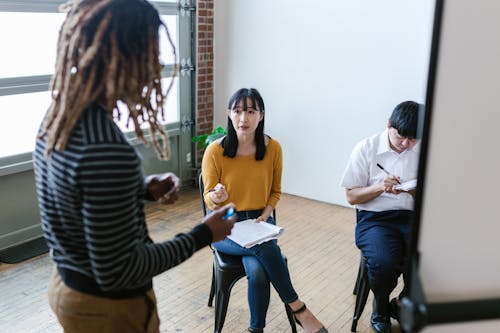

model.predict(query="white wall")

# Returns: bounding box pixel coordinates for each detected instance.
[213,0,435,206]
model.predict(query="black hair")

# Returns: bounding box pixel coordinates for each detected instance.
[221,88,266,160]
[389,101,421,139]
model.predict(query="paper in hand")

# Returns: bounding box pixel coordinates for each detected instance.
[395,179,417,191]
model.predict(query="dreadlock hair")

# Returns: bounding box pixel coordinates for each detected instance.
[222,88,266,160]
[39,0,177,160]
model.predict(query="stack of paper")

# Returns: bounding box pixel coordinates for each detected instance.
[228,219,285,248]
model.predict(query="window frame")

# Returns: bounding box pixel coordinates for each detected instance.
[0,0,188,176]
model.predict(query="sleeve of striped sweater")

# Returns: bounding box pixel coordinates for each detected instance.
[78,144,212,291]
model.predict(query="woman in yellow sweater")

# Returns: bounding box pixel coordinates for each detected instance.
[202,88,328,333]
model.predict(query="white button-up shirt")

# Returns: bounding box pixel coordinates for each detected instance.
[340,129,420,212]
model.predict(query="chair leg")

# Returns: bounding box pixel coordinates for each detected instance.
[353,259,363,295]
[284,303,298,333]
[213,260,244,333]
[208,265,216,307]
[214,290,231,333]
[351,257,370,332]
[351,274,370,332]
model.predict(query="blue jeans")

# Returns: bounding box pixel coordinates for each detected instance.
[355,209,412,317]
[212,209,298,330]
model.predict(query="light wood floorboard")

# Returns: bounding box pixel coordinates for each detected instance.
[0,189,403,333]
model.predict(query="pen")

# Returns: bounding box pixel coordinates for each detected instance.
[376,163,401,184]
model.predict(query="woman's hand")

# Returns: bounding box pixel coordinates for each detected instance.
[255,215,268,223]
[145,172,181,204]
[255,205,273,223]
[209,183,228,204]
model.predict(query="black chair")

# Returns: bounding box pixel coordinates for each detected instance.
[198,173,297,333]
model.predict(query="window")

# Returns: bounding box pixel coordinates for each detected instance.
[0,0,197,251]
[0,91,51,158]
[0,1,185,163]
[0,12,63,78]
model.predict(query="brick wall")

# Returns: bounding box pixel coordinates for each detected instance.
[195,0,214,165]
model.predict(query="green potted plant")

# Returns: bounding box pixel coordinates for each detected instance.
[191,125,227,150]
[191,126,227,185]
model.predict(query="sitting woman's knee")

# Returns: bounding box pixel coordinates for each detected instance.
[244,258,269,286]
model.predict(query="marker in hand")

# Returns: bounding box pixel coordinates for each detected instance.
[223,207,236,220]
[376,163,401,184]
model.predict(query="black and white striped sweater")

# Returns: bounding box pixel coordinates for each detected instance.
[33,105,211,297]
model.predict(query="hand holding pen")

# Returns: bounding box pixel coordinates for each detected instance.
[376,163,402,193]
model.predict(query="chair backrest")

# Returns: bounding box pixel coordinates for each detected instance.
[198,172,207,216]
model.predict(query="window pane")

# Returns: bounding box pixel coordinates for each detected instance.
[0,77,177,159]
[115,77,179,132]
[0,13,177,79]
[160,15,178,66]
[0,92,51,158]
[0,13,65,78]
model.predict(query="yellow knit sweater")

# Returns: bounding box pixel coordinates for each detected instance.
[201,137,282,211]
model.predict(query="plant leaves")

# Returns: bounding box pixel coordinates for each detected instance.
[191,134,208,143]
[212,126,226,135]
[192,126,227,150]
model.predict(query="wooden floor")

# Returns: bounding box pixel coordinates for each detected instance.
[0,189,403,333]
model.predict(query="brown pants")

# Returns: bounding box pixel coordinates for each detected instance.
[48,268,160,333]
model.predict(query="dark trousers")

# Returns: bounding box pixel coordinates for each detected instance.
[355,209,412,316]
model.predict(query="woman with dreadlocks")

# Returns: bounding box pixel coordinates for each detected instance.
[33,1,235,332]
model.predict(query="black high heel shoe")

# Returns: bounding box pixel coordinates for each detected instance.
[287,303,329,333]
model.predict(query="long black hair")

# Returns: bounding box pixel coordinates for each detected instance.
[221,88,266,160]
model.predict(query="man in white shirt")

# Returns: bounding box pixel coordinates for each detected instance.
[340,101,421,333]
